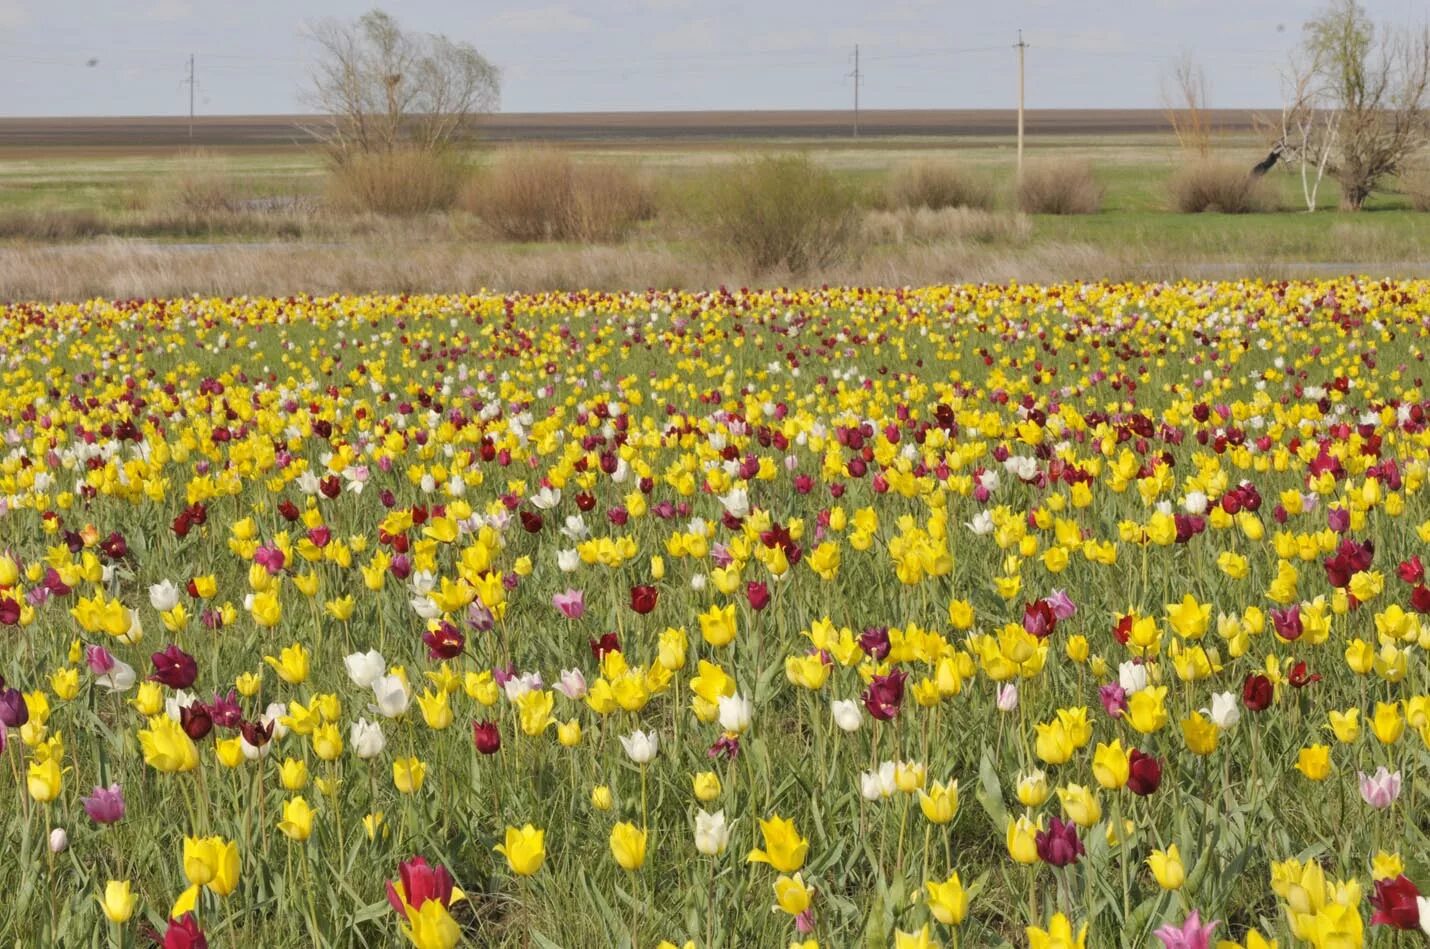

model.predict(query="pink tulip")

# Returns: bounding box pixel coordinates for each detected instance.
[552,589,586,620]
[1358,767,1401,809]
[1154,911,1218,949]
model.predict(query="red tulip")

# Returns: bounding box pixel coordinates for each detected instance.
[162,914,208,949]
[862,669,906,721]
[1127,749,1162,796]
[1242,674,1273,711]
[1369,875,1422,929]
[150,645,198,690]
[472,720,501,755]
[745,581,770,611]
[386,856,456,914]
[421,622,465,661]
[629,585,658,615]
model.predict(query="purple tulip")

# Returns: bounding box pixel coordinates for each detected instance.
[82,784,126,824]
[1035,817,1084,867]
[0,686,27,728]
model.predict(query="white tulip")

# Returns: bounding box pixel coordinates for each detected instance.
[693,810,730,856]
[557,548,581,573]
[371,674,411,719]
[96,659,137,693]
[716,693,752,734]
[349,718,386,759]
[49,828,68,853]
[620,729,659,764]
[148,580,180,612]
[1118,661,1148,694]
[344,650,386,689]
[1207,692,1241,730]
[831,699,862,733]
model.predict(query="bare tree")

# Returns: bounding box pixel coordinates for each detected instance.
[1162,53,1213,158]
[1257,57,1341,211]
[1298,0,1430,210]
[303,10,500,161]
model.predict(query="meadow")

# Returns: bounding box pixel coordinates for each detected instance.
[2,279,1429,947]
[1,124,1428,300]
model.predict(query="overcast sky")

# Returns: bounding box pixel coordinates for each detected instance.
[0,0,1424,116]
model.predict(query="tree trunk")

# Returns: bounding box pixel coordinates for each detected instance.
[1339,182,1370,211]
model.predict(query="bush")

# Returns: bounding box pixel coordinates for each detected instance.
[151,151,242,215]
[698,154,859,272]
[326,148,467,216]
[885,161,995,211]
[1403,161,1430,212]
[1015,160,1103,215]
[1169,161,1275,213]
[463,148,652,243]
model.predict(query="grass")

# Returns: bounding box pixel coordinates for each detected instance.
[0,131,1427,298]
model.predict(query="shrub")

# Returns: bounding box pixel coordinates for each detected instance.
[885,161,995,211]
[151,151,242,215]
[463,148,653,243]
[1403,161,1430,212]
[698,153,859,272]
[326,148,467,216]
[1169,161,1275,213]
[1015,161,1103,215]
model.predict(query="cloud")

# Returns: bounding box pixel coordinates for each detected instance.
[487,5,595,34]
[0,0,28,29]
[146,0,193,21]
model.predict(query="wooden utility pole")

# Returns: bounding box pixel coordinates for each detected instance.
[183,54,196,143]
[851,44,862,138]
[1015,30,1027,176]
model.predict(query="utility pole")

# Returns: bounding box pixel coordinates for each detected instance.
[183,54,196,143]
[849,44,861,138]
[1014,30,1027,176]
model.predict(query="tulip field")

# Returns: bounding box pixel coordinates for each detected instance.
[4,280,1430,948]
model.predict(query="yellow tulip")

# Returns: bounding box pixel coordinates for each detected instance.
[772,873,812,915]
[925,871,968,926]
[1146,844,1185,890]
[609,822,648,871]
[400,898,462,949]
[98,880,138,923]
[494,824,546,876]
[917,780,959,825]
[263,643,309,684]
[393,756,426,794]
[747,814,808,872]
[278,796,314,841]
[27,757,62,802]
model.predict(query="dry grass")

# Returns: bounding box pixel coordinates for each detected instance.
[325,148,467,216]
[884,161,996,211]
[1168,160,1275,213]
[864,207,1032,245]
[1015,160,1103,214]
[461,148,653,243]
[10,236,1415,304]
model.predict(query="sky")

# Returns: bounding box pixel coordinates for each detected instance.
[0,0,1425,116]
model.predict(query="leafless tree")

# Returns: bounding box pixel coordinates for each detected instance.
[1295,0,1430,210]
[1162,53,1213,158]
[303,10,500,162]
[1257,57,1341,211]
